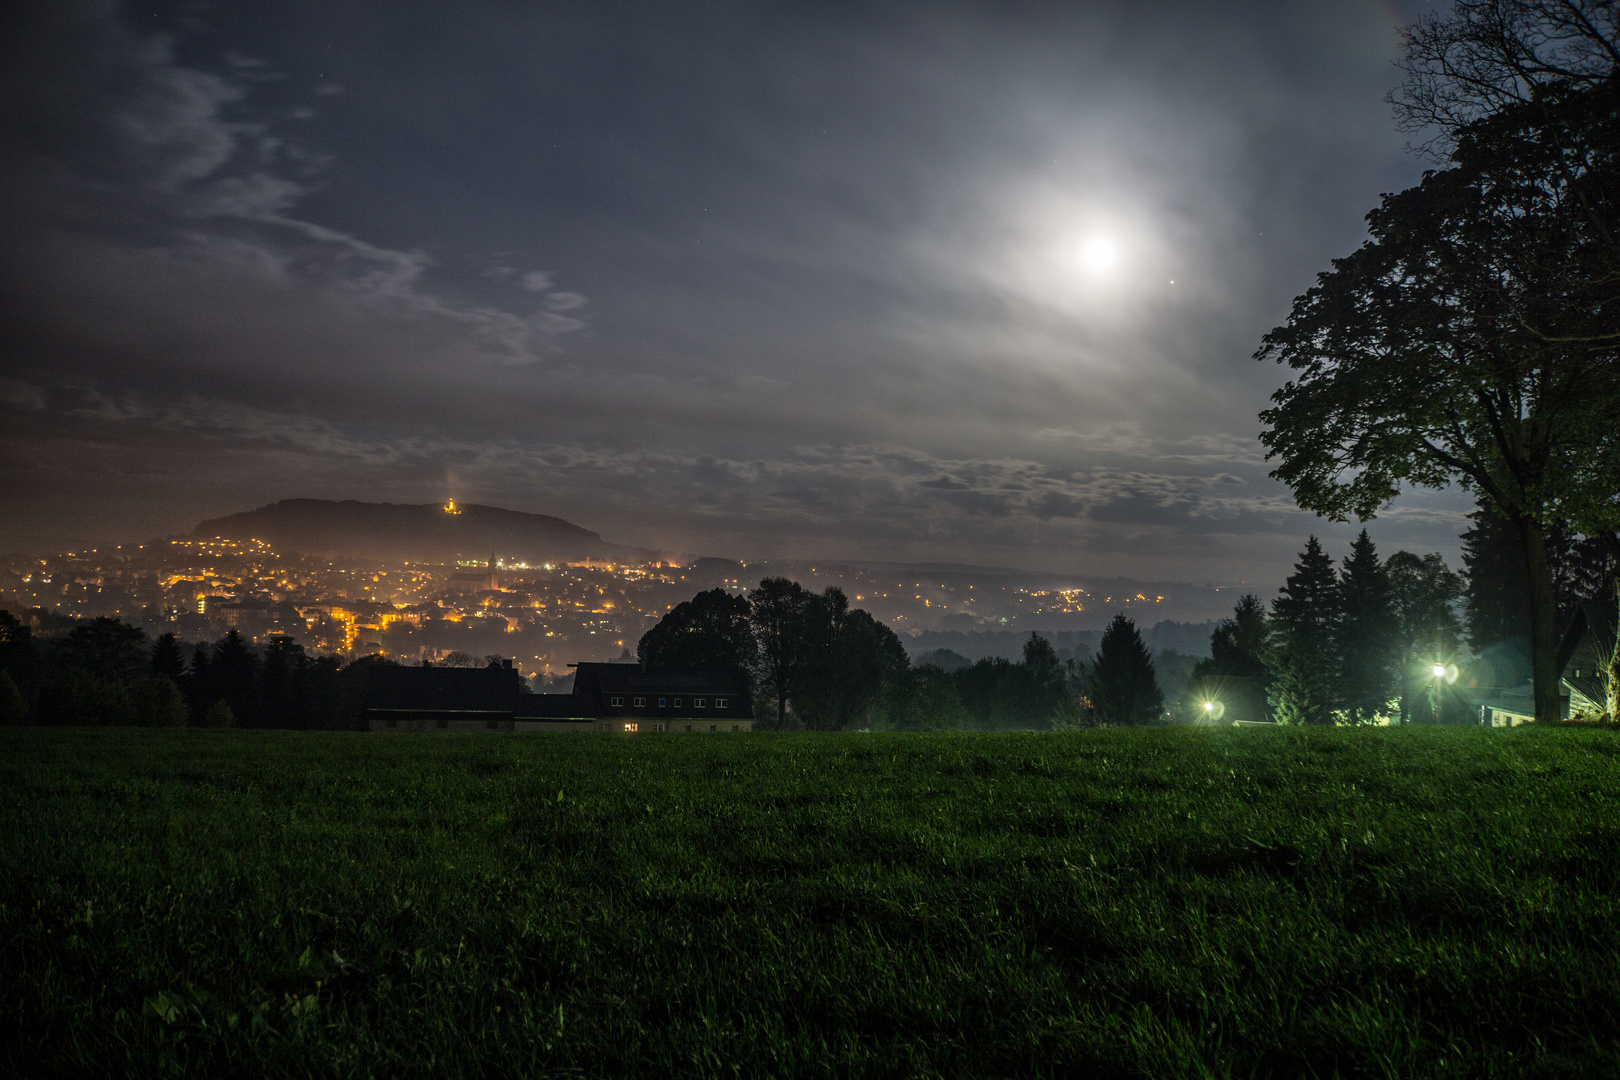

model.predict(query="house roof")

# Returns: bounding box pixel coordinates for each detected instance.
[572,662,751,699]
[1556,596,1618,676]
[366,665,521,713]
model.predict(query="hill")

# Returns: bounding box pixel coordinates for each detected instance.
[192,498,646,565]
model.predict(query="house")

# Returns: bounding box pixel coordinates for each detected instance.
[1556,596,1617,720]
[557,663,754,733]
[367,659,754,733]
[366,661,523,731]
[1469,596,1615,726]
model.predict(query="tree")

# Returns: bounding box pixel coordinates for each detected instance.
[0,670,25,726]
[209,630,259,726]
[1256,78,1620,725]
[150,632,186,681]
[1208,595,1271,679]
[1386,550,1466,723]
[748,577,814,727]
[1269,538,1340,725]
[1336,530,1399,724]
[184,642,211,723]
[131,676,188,727]
[1393,0,1619,146]
[52,617,148,683]
[0,610,40,702]
[261,636,309,728]
[1186,595,1272,722]
[792,589,909,730]
[638,588,756,672]
[887,664,970,732]
[1089,613,1163,726]
[34,672,135,726]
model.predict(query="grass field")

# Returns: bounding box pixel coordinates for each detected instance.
[3,726,1618,1079]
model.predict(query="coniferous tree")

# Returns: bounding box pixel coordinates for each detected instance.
[150,632,186,681]
[1186,594,1272,722]
[1088,613,1162,726]
[1269,536,1339,725]
[1336,530,1398,724]
[1386,550,1465,723]
[1208,595,1270,678]
[209,630,259,726]
[261,636,309,728]
[184,643,211,723]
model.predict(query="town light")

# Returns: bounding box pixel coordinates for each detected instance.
[1431,664,1446,678]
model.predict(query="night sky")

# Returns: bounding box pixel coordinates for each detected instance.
[0,0,1467,584]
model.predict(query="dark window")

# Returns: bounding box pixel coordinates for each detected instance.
[673,697,681,708]
[611,696,623,707]
[487,718,499,729]
[694,697,706,708]
[436,718,448,729]
[634,697,645,707]
[386,718,397,729]
[715,697,727,709]
[709,725,716,732]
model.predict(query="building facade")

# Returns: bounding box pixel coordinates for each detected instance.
[366,659,753,732]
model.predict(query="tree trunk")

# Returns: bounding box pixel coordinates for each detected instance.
[1606,576,1620,724]
[1517,516,1561,725]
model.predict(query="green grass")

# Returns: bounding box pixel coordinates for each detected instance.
[2,727,1618,1079]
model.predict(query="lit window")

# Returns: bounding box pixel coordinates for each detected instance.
[624,722,638,733]
[611,696,623,707]
[658,697,667,708]
[715,697,727,708]
[694,697,706,708]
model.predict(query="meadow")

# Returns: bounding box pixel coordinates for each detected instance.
[2,726,1617,1079]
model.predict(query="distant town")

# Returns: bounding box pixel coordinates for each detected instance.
[0,533,1228,682]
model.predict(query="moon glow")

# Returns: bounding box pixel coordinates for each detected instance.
[1082,236,1117,271]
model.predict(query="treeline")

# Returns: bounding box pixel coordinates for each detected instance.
[0,611,384,729]
[640,579,1174,729]
[1188,518,1615,725]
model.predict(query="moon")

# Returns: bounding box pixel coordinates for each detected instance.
[1082,236,1117,272]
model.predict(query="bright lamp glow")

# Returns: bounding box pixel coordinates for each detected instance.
[1431,664,1446,677]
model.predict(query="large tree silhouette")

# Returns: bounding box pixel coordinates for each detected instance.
[1088,613,1162,726]
[1257,78,1619,725]
[638,588,756,673]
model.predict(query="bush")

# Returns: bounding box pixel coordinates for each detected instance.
[34,672,135,726]
[131,676,188,727]
[204,700,236,729]
[0,670,25,726]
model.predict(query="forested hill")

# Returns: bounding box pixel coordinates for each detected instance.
[192,499,646,565]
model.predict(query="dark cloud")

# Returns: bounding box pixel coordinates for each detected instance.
[0,0,1473,582]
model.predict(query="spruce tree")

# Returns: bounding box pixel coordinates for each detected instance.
[1089,613,1162,726]
[1269,536,1339,725]
[1386,551,1464,724]
[150,632,186,681]
[1336,530,1398,724]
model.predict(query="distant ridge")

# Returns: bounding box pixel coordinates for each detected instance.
[192,499,648,565]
